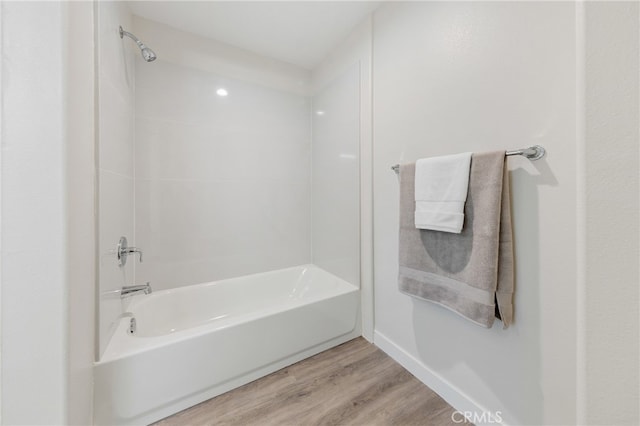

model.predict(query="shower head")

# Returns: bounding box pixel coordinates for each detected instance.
[119,26,156,62]
[140,46,157,62]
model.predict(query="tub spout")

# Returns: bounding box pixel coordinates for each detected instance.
[121,282,152,299]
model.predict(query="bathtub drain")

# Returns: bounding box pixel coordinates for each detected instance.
[128,317,136,334]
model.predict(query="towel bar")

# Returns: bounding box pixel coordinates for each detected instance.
[391,144,546,173]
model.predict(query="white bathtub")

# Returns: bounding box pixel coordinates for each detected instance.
[93,265,360,425]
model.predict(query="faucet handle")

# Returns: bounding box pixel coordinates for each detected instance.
[117,236,143,267]
[123,247,143,262]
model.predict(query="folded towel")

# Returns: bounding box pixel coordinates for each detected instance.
[414,152,472,233]
[398,151,514,328]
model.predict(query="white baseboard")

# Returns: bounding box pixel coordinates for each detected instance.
[374,331,508,426]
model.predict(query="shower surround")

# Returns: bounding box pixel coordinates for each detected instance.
[98,9,362,355]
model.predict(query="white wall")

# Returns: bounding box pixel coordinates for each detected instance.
[581,2,640,424]
[66,2,97,424]
[133,18,312,291]
[372,3,577,425]
[1,2,67,423]
[311,65,360,286]
[97,1,137,356]
[1,2,96,424]
[1,2,77,424]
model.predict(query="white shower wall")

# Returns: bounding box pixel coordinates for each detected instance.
[311,65,361,285]
[134,59,312,290]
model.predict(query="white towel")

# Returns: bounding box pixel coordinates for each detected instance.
[414,152,472,233]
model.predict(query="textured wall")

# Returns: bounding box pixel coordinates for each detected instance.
[1,2,67,423]
[372,3,577,424]
[583,2,640,424]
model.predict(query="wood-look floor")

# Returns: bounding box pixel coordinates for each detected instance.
[154,338,468,426]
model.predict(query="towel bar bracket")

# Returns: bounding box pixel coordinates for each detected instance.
[505,144,545,161]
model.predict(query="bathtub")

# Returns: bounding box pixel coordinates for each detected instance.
[93,265,360,425]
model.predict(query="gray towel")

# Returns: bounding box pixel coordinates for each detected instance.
[398,151,514,328]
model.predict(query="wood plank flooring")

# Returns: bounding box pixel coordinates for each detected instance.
[154,337,468,426]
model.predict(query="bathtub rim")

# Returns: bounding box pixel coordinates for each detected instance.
[98,264,359,363]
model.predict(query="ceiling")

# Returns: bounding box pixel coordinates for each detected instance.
[129,1,381,70]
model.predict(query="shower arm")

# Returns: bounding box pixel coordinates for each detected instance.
[119,26,145,48]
